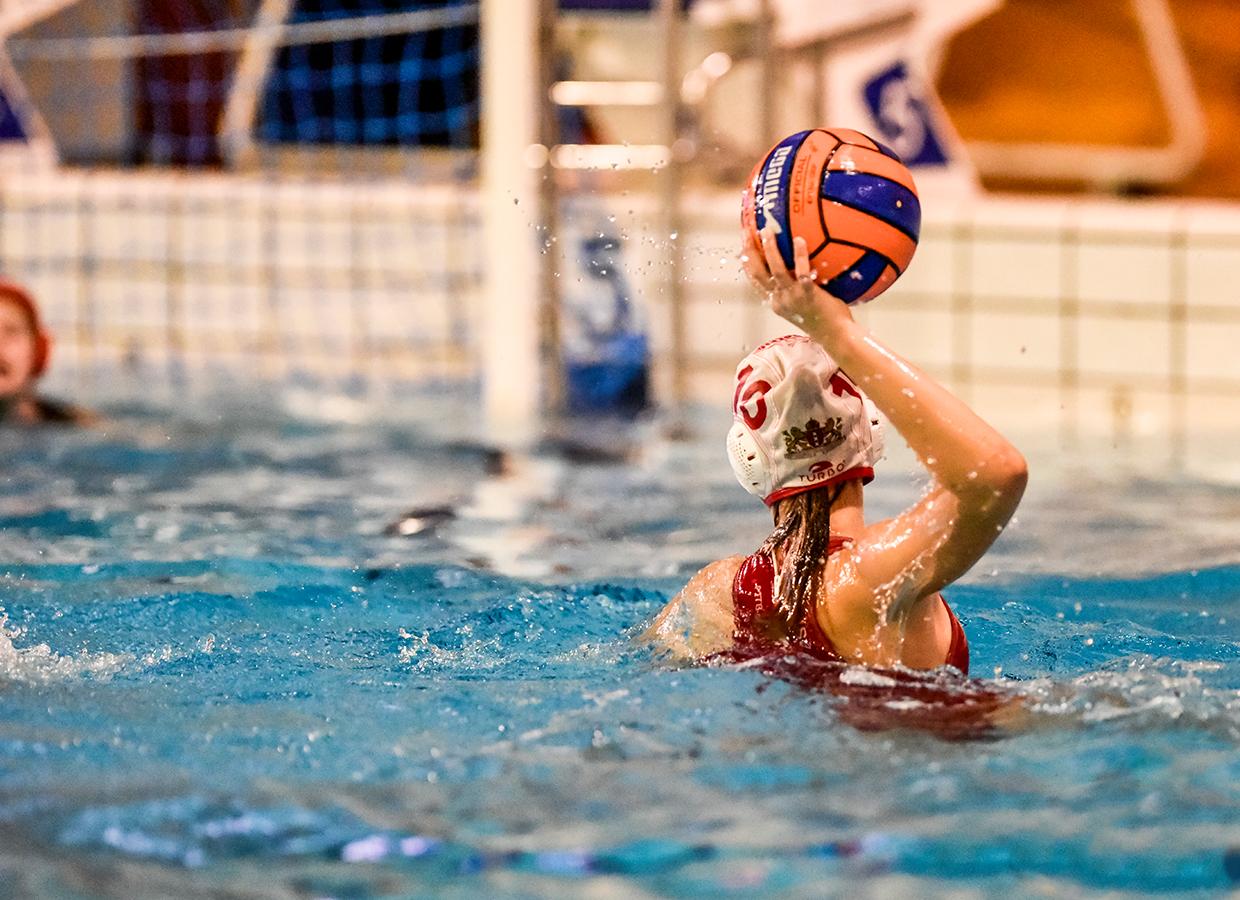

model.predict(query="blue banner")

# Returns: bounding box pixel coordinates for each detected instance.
[0,88,26,141]
[862,61,948,167]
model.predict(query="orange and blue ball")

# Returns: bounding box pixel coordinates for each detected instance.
[741,128,920,304]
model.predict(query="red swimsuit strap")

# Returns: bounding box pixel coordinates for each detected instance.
[825,534,854,555]
[731,535,854,661]
[942,602,970,674]
[731,534,970,674]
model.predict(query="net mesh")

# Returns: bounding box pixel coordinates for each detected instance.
[2,0,479,166]
[258,1,479,150]
[0,1,483,399]
[131,0,251,167]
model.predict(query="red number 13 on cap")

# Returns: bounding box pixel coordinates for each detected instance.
[733,365,771,429]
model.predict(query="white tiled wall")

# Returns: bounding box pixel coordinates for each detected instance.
[0,169,483,391]
[636,191,1240,471]
[3,170,1239,466]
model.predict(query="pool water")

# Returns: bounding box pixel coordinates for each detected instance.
[0,393,1237,898]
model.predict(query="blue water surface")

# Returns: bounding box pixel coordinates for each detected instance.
[0,395,1238,898]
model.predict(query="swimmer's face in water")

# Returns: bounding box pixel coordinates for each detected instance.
[0,299,41,398]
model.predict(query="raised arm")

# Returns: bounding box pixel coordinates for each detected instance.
[750,231,1027,619]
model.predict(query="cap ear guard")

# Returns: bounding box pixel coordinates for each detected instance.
[727,421,770,499]
[29,332,50,378]
[862,396,885,467]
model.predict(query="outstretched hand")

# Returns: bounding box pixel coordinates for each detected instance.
[743,229,855,339]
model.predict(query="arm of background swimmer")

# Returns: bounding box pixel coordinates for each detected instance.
[639,556,742,659]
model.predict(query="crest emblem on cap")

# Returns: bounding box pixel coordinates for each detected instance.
[782,417,845,458]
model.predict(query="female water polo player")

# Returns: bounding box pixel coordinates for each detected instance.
[0,278,93,425]
[646,230,1027,674]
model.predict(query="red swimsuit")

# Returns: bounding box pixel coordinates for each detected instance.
[731,535,970,674]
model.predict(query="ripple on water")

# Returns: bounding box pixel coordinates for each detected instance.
[0,408,1237,896]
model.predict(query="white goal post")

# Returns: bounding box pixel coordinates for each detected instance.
[480,0,549,446]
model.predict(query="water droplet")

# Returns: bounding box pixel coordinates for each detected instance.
[670,232,678,240]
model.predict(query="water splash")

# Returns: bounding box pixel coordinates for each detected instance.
[0,614,134,684]
[1019,655,1240,738]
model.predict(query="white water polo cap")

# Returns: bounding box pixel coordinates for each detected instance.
[726,335,884,506]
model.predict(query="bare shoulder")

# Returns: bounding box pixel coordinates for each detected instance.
[640,555,743,660]
[815,513,962,667]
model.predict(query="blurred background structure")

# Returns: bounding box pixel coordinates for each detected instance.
[1,0,1239,464]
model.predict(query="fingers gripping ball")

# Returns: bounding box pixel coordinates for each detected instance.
[741,128,921,304]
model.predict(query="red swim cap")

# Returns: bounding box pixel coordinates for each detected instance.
[0,278,50,378]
